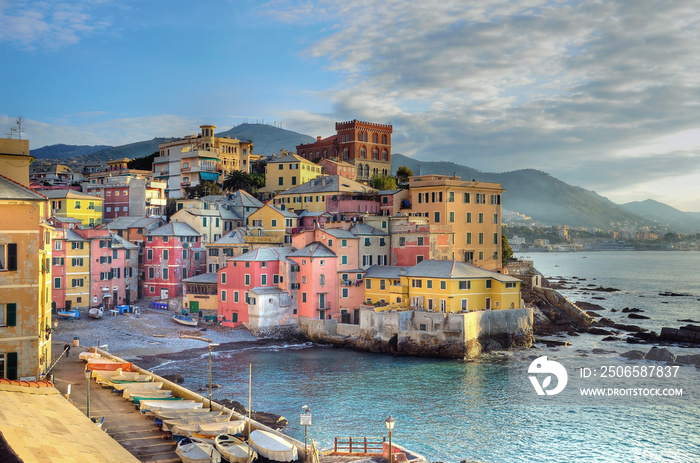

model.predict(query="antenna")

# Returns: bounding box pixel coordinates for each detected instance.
[17,117,23,140]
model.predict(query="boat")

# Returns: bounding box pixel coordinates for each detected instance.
[79,352,101,361]
[173,313,199,326]
[249,429,298,462]
[139,399,202,415]
[57,309,79,319]
[88,307,103,319]
[171,419,245,439]
[162,414,230,433]
[155,408,212,421]
[175,437,221,463]
[215,433,258,463]
[86,361,133,372]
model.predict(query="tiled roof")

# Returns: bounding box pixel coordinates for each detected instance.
[111,233,139,250]
[0,174,47,201]
[212,228,248,245]
[39,189,102,200]
[323,228,357,239]
[297,210,332,218]
[232,246,294,262]
[183,272,218,284]
[224,190,264,208]
[403,260,520,282]
[250,286,286,295]
[65,229,87,242]
[278,175,375,195]
[147,222,201,237]
[268,153,311,164]
[288,242,336,258]
[364,265,410,279]
[349,223,387,236]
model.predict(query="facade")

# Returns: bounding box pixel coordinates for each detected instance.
[182,273,218,317]
[84,177,167,221]
[378,189,410,216]
[105,216,167,245]
[142,223,205,299]
[0,138,53,380]
[288,243,338,321]
[40,189,104,227]
[317,158,357,181]
[154,125,261,198]
[296,119,392,182]
[406,175,504,271]
[386,215,454,266]
[29,164,83,186]
[271,175,378,216]
[259,154,323,198]
[206,228,280,273]
[50,228,90,311]
[171,207,225,246]
[247,204,299,244]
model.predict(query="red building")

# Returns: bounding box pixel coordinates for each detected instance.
[142,223,205,299]
[296,119,392,182]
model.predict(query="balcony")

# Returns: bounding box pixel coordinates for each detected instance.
[146,197,167,206]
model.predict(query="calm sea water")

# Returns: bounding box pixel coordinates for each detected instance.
[151,252,700,463]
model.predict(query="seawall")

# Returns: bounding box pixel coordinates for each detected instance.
[300,307,534,359]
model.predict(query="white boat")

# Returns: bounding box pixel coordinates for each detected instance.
[79,352,101,361]
[176,437,221,463]
[155,408,212,420]
[140,399,202,415]
[112,381,162,391]
[173,313,199,326]
[124,388,172,401]
[171,419,246,439]
[88,307,103,319]
[163,414,230,433]
[215,433,259,463]
[249,430,298,462]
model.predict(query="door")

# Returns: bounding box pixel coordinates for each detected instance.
[113,290,118,308]
[161,288,169,300]
[65,300,71,311]
[319,293,326,309]
[353,309,360,325]
[485,298,491,310]
[124,288,130,305]
[428,298,433,311]
[190,301,199,313]
[440,299,447,313]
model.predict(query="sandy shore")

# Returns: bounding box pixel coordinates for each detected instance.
[52,307,262,366]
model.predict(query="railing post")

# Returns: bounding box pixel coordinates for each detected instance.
[364,437,368,454]
[334,437,338,453]
[349,437,352,453]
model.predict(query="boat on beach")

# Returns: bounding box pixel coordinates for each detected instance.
[57,309,79,319]
[175,437,221,463]
[88,307,103,319]
[173,313,199,326]
[86,359,133,371]
[249,429,298,462]
[140,399,203,415]
[170,419,246,441]
[79,352,101,361]
[215,433,258,463]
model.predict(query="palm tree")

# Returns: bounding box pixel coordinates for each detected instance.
[222,170,254,193]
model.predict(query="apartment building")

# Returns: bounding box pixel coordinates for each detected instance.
[259,154,323,198]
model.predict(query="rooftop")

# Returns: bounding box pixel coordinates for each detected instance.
[0,174,47,201]
[147,222,201,237]
[404,260,520,282]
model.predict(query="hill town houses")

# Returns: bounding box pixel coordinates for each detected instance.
[1,120,529,379]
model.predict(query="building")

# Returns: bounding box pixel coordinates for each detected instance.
[84,177,167,221]
[378,189,410,216]
[205,228,280,273]
[247,204,299,244]
[317,158,357,181]
[0,137,53,380]
[50,227,89,311]
[39,189,104,227]
[30,164,83,186]
[271,175,378,217]
[365,260,522,312]
[105,216,167,245]
[406,175,504,271]
[142,223,205,299]
[259,154,323,198]
[288,242,338,321]
[182,273,218,318]
[296,119,392,182]
[386,215,454,266]
[154,125,262,198]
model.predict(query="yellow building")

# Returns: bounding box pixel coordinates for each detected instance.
[182,273,218,317]
[259,154,323,198]
[365,260,522,313]
[247,204,299,244]
[271,175,376,213]
[41,189,104,226]
[407,175,504,271]
[0,137,53,380]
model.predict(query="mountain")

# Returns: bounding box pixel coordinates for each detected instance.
[391,153,656,230]
[81,138,177,163]
[215,123,316,156]
[620,199,700,233]
[31,144,112,159]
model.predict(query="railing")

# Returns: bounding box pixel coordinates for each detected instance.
[333,437,385,455]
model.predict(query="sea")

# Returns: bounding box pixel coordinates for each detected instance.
[151,251,700,463]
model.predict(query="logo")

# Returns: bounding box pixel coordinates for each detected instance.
[528,356,568,396]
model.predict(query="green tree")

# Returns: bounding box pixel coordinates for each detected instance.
[185,181,223,198]
[250,173,266,190]
[502,234,514,265]
[370,174,398,190]
[127,151,158,171]
[222,170,254,193]
[165,198,178,220]
[396,166,413,185]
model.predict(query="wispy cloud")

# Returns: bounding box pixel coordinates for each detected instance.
[0,0,110,50]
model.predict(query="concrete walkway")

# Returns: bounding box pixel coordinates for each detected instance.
[51,341,180,463]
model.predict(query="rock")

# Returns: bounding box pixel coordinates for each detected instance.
[586,311,602,317]
[620,350,645,359]
[592,296,606,300]
[622,308,643,313]
[612,323,645,333]
[644,347,676,362]
[659,292,692,297]
[602,336,619,342]
[591,348,616,355]
[161,373,184,384]
[590,286,620,292]
[535,338,571,347]
[660,326,700,344]
[610,309,617,312]
[627,313,651,320]
[587,328,612,336]
[675,354,700,366]
[596,317,616,327]
[678,319,700,323]
[576,301,607,312]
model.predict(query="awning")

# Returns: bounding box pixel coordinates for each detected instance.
[199,172,219,181]
[102,293,112,298]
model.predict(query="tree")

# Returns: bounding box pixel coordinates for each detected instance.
[127,151,158,171]
[250,159,267,176]
[222,170,254,193]
[396,166,413,185]
[502,234,514,265]
[185,181,223,198]
[249,173,266,190]
[369,174,398,190]
[165,198,178,220]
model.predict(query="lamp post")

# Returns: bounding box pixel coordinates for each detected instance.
[208,343,219,410]
[301,405,312,462]
[85,370,91,419]
[385,415,395,463]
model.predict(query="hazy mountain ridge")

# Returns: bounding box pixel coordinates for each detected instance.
[216,123,316,155]
[31,143,112,159]
[391,153,697,232]
[620,199,700,233]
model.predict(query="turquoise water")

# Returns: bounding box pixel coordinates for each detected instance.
[152,252,700,462]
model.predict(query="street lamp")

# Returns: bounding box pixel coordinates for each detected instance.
[85,370,91,419]
[208,343,219,410]
[385,415,395,463]
[301,405,312,461]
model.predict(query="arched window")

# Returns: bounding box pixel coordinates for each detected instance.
[373,149,379,160]
[360,147,366,159]
[373,167,379,177]
[357,164,364,177]
[382,150,388,161]
[382,135,387,144]
[373,134,378,143]
[382,168,388,176]
[343,148,349,159]
[364,165,370,178]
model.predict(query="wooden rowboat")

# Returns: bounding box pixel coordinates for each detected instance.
[176,437,221,463]
[173,313,199,326]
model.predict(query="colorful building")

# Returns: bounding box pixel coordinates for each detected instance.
[205,228,280,273]
[317,158,357,181]
[386,215,454,266]
[50,227,89,311]
[40,189,104,227]
[296,119,392,183]
[183,273,218,318]
[247,204,299,244]
[288,243,338,321]
[142,223,205,299]
[0,138,53,380]
[84,176,167,221]
[271,175,378,217]
[259,154,323,198]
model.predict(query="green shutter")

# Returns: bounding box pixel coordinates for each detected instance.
[6,352,18,380]
[6,303,16,326]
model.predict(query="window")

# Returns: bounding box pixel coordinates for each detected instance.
[147,249,153,260]
[362,255,372,266]
[74,201,81,209]
[342,255,348,265]
[505,282,517,288]
[411,279,422,288]
[54,277,61,289]
[459,281,470,290]
[479,252,484,260]
[466,233,472,245]
[245,274,250,286]
[162,268,168,279]
[234,291,239,302]
[278,177,284,186]
[427,280,432,289]
[476,193,486,204]
[449,212,454,223]
[261,261,268,269]
[416,255,424,263]
[490,194,501,205]
[106,207,112,213]
[486,280,492,288]
[319,274,325,285]
[221,290,227,302]
[466,213,471,223]
[203,217,207,227]
[380,279,386,290]
[271,219,277,227]
[434,212,440,223]
[0,243,16,271]
[209,248,219,256]
[493,251,499,260]
[342,288,349,298]
[222,273,227,284]
[494,233,499,245]
[365,279,371,289]
[115,207,120,212]
[148,267,154,279]
[163,249,169,260]
[261,274,267,285]
[302,293,307,303]
[182,249,187,260]
[399,237,405,246]
[494,213,499,224]
[479,233,484,245]
[440,281,446,290]
[449,192,455,202]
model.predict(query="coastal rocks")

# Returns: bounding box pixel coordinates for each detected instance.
[659,291,693,297]
[659,325,700,344]
[161,373,184,384]
[621,307,643,313]
[644,347,675,362]
[675,354,700,366]
[620,350,645,360]
[627,313,651,320]
[589,286,620,292]
[587,328,613,336]
[576,301,607,312]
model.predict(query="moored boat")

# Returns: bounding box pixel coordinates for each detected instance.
[249,429,298,462]
[173,313,199,326]
[57,309,79,319]
[79,352,101,361]
[215,433,258,463]
[139,399,202,415]
[175,437,221,463]
[88,307,103,319]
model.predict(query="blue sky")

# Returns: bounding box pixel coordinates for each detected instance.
[2,0,700,211]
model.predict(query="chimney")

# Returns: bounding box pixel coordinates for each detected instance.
[317,136,322,142]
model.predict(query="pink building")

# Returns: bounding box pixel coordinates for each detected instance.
[378,189,410,216]
[217,247,294,328]
[288,242,338,320]
[142,223,205,299]
[317,158,357,181]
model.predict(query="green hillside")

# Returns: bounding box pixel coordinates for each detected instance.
[31,144,112,159]
[216,123,316,155]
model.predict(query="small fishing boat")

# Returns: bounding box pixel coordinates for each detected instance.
[86,360,133,372]
[176,437,221,463]
[215,433,258,463]
[79,352,101,361]
[155,408,212,421]
[58,309,79,319]
[173,313,199,326]
[171,419,245,440]
[139,399,202,415]
[162,414,230,433]
[249,430,298,462]
[88,307,103,319]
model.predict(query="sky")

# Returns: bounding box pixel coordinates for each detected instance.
[1,0,700,211]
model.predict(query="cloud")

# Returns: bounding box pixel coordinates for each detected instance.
[0,0,110,50]
[268,0,700,209]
